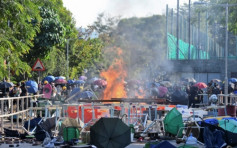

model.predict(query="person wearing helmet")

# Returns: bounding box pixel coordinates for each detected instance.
[61,86,68,99]
[44,80,48,85]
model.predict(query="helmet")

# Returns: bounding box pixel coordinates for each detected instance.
[44,80,48,84]
[209,94,218,104]
[63,86,67,90]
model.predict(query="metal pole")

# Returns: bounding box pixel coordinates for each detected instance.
[188,0,191,59]
[198,12,200,59]
[166,5,169,59]
[206,6,208,59]
[176,0,180,60]
[224,3,228,101]
[66,39,69,80]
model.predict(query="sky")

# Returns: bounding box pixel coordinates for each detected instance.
[63,0,191,28]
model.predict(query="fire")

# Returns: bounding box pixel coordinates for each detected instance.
[100,48,127,100]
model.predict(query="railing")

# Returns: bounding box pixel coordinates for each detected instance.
[0,94,43,133]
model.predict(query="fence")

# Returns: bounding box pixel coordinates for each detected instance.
[0,94,236,134]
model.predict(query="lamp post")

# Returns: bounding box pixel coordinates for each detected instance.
[193,2,237,99]
[66,39,73,80]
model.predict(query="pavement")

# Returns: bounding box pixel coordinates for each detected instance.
[0,140,205,148]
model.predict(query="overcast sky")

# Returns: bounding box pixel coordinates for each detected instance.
[63,0,191,28]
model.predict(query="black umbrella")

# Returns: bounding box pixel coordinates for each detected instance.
[171,89,188,105]
[90,118,131,148]
[0,82,14,89]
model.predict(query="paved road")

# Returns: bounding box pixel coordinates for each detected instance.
[0,143,144,148]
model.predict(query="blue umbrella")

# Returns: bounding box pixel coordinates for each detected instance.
[55,76,66,80]
[0,81,14,89]
[42,75,55,83]
[67,79,75,84]
[229,78,237,83]
[73,80,85,85]
[26,80,38,94]
[78,91,94,99]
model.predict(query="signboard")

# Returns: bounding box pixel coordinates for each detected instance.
[32,58,45,71]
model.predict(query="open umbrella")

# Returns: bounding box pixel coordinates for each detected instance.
[211,79,221,83]
[182,78,196,83]
[94,79,107,87]
[55,76,66,80]
[194,82,207,89]
[54,79,67,85]
[67,79,75,84]
[170,90,188,105]
[229,78,237,83]
[90,118,131,148]
[26,80,38,94]
[42,75,55,83]
[160,81,172,87]
[79,76,87,81]
[0,81,14,89]
[77,91,94,99]
[158,86,168,97]
[164,107,184,137]
[73,80,85,85]
[219,119,237,133]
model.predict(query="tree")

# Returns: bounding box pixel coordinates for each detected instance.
[0,0,41,80]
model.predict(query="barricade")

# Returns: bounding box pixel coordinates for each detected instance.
[0,94,43,133]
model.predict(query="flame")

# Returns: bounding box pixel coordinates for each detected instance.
[100,48,127,100]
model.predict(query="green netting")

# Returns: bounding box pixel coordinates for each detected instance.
[168,33,209,60]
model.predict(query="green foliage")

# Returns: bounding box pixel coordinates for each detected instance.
[69,38,104,79]
[0,0,41,80]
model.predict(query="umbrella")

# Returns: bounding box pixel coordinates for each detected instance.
[89,77,99,84]
[73,80,85,85]
[42,75,55,83]
[0,81,14,89]
[54,79,67,85]
[55,76,66,80]
[25,80,38,94]
[90,118,131,148]
[77,91,94,99]
[67,88,81,103]
[160,81,172,87]
[158,86,168,97]
[219,119,237,133]
[211,79,221,83]
[229,78,237,83]
[170,90,188,105]
[164,107,184,137]
[79,76,87,81]
[182,78,196,83]
[194,82,207,89]
[67,79,75,84]
[94,79,107,87]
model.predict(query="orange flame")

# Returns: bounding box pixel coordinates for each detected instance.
[100,48,127,100]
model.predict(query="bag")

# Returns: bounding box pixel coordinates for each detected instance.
[63,127,80,142]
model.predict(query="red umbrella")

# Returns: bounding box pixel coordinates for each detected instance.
[194,82,207,89]
[94,79,107,86]
[158,86,168,97]
[54,79,67,84]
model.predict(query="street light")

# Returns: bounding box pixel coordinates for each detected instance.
[194,2,237,99]
[66,39,73,80]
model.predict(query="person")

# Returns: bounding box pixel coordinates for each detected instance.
[212,83,221,95]
[61,86,68,100]
[207,82,214,98]
[20,82,28,109]
[188,85,199,108]
[150,83,159,99]
[51,83,57,99]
